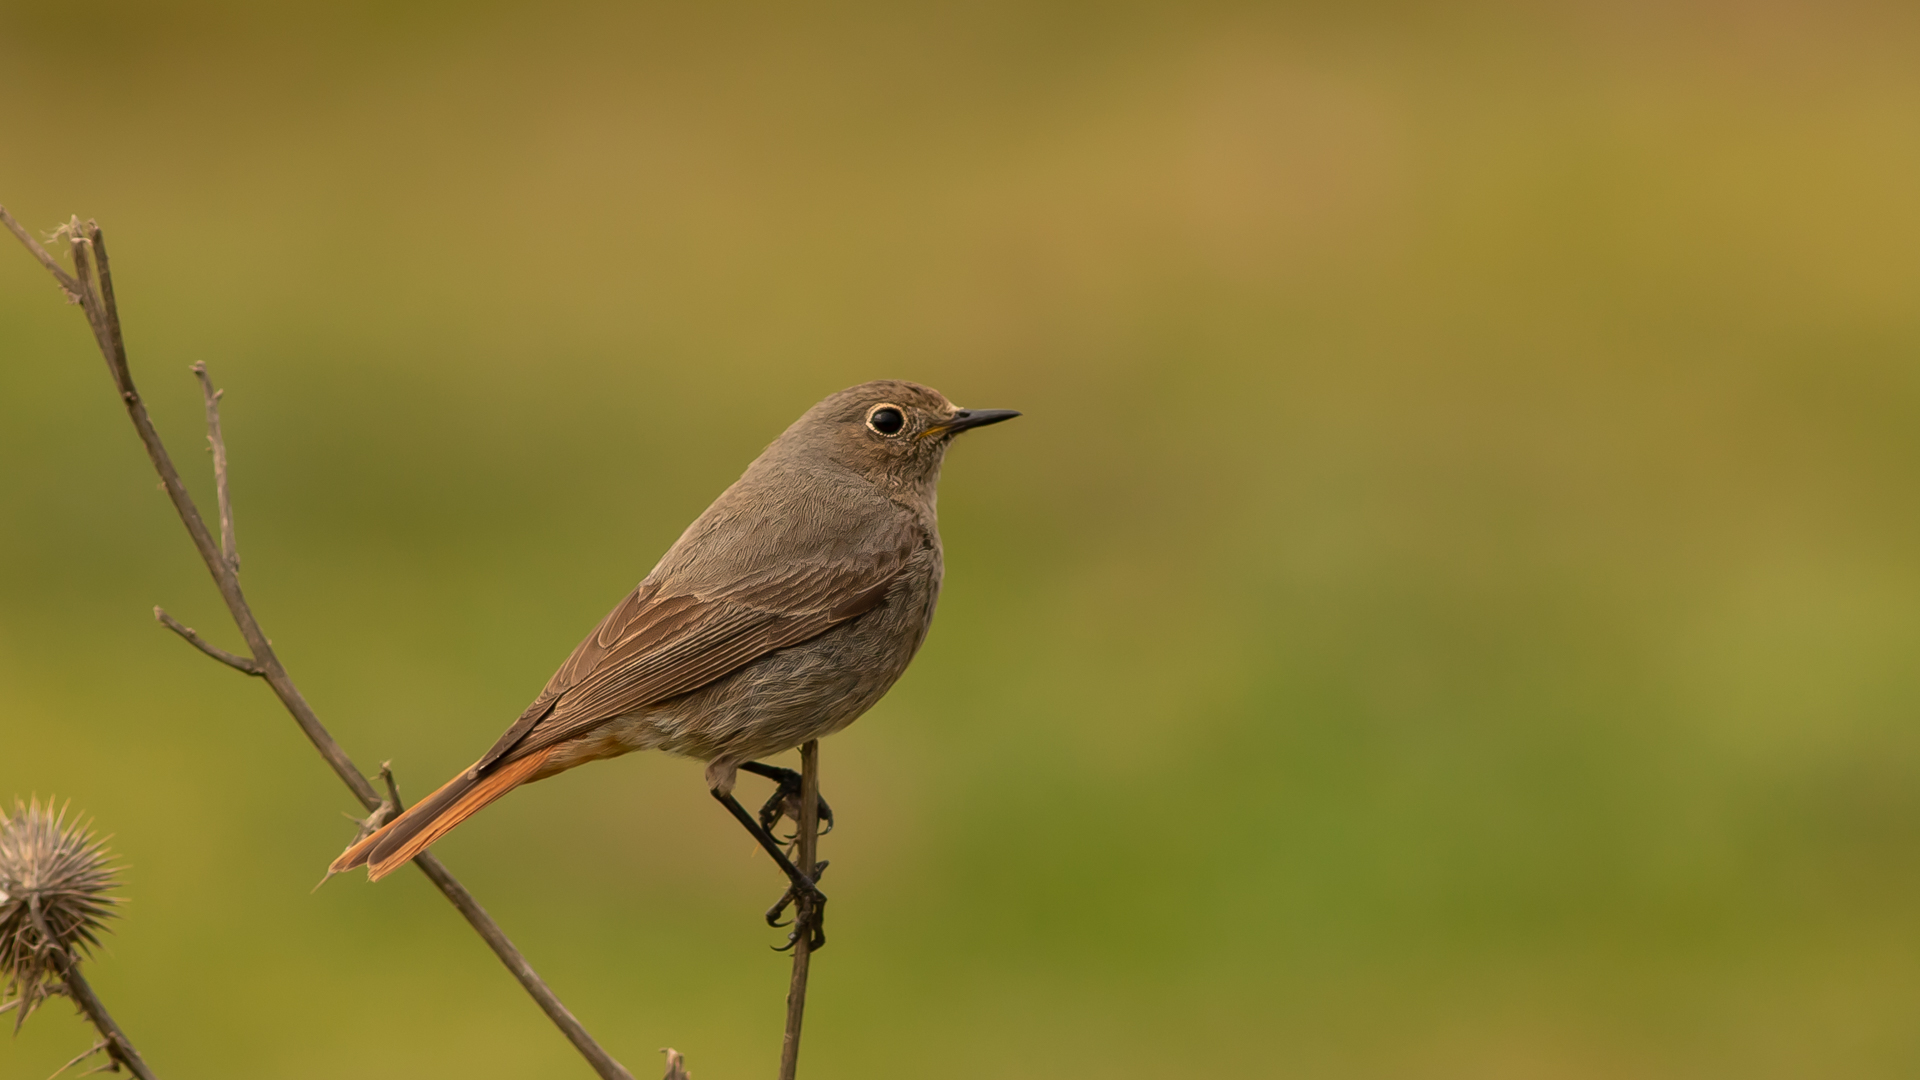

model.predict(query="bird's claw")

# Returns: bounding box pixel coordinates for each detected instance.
[765,859,829,927]
[743,763,834,840]
[774,890,827,952]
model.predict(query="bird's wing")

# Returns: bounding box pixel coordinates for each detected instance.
[471,530,919,774]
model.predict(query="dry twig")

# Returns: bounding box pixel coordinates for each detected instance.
[27,903,153,1080]
[191,361,239,572]
[45,1037,109,1080]
[778,740,823,1080]
[1,205,634,1080]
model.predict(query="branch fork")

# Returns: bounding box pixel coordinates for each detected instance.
[3,204,635,1080]
[154,608,262,675]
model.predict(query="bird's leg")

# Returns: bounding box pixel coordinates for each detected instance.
[738,759,833,948]
[739,760,835,840]
[710,788,828,951]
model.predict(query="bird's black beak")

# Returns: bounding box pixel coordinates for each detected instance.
[940,408,1021,435]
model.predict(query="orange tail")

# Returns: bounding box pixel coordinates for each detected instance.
[329,748,553,882]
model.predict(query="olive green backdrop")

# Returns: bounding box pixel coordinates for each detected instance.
[4,2,1919,1077]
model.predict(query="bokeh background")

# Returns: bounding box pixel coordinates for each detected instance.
[4,2,1920,1077]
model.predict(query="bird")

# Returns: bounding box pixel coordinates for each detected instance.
[329,380,1017,947]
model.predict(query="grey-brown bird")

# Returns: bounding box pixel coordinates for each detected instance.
[330,380,1016,946]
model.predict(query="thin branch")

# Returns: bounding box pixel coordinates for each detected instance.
[28,899,158,1080]
[154,607,263,675]
[66,232,120,393]
[0,205,79,295]
[46,1038,107,1080]
[6,211,635,1080]
[778,740,822,1080]
[84,225,130,395]
[377,761,404,821]
[191,362,239,572]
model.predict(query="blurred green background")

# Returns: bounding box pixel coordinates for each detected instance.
[4,1,1920,1076]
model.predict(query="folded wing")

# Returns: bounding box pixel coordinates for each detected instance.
[473,528,921,774]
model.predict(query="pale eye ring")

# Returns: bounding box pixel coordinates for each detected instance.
[866,404,906,436]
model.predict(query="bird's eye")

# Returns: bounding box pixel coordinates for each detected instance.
[867,405,906,436]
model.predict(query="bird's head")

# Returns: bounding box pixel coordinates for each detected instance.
[777,380,1019,493]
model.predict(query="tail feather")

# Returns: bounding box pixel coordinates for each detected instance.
[330,770,478,874]
[328,748,553,881]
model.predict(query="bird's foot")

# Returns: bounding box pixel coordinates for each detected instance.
[708,784,830,952]
[772,877,827,953]
[739,760,834,841]
[765,859,830,927]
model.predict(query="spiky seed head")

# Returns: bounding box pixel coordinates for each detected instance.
[0,799,121,1027]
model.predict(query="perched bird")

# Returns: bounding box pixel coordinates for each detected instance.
[330,380,1016,945]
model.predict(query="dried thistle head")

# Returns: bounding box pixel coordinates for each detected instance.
[0,799,121,1027]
